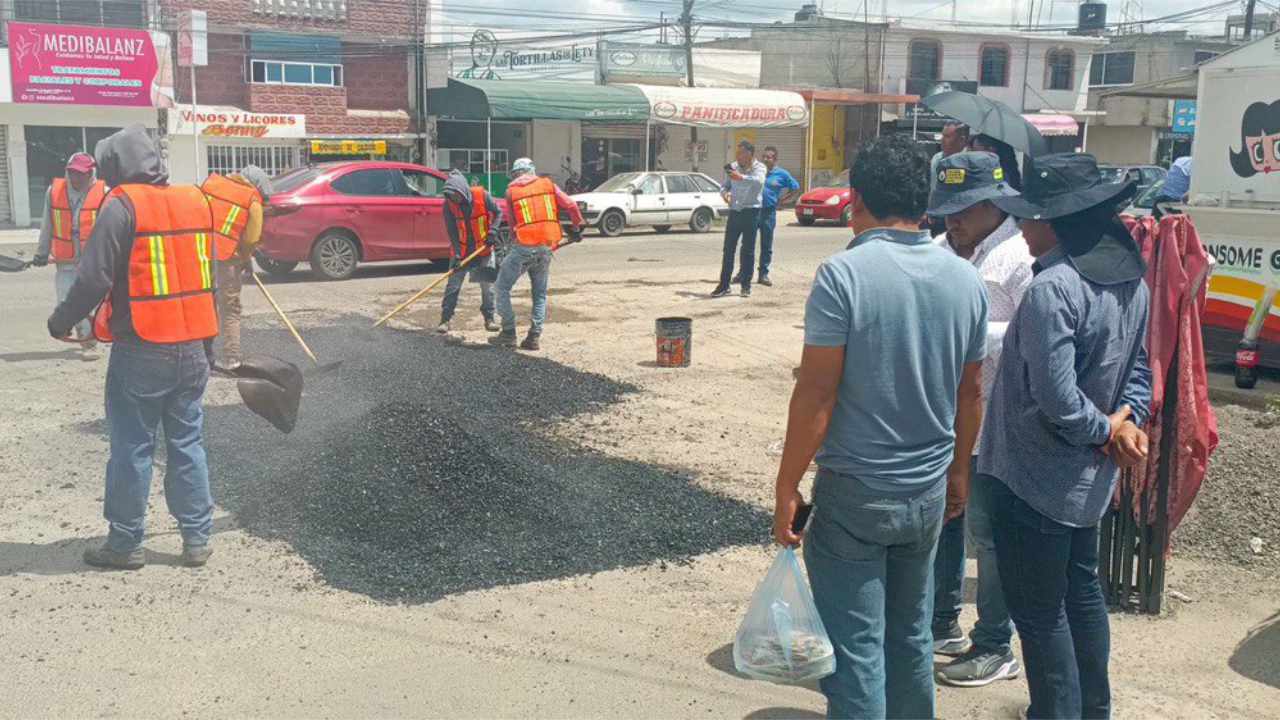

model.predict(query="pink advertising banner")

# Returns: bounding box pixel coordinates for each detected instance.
[8,21,175,107]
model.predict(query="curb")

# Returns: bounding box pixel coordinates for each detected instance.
[1208,385,1277,412]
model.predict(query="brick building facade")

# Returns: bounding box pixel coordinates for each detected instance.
[158,0,425,181]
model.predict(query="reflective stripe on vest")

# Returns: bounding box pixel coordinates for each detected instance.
[449,186,493,258]
[49,178,107,262]
[200,174,259,261]
[92,184,219,344]
[509,176,563,248]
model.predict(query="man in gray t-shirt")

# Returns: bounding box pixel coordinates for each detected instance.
[772,135,988,719]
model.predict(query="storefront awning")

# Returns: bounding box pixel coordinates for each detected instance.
[1024,114,1079,137]
[426,79,650,122]
[626,84,810,128]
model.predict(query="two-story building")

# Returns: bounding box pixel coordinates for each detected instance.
[1086,30,1237,165]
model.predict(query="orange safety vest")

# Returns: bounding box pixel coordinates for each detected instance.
[49,178,107,263]
[201,173,259,261]
[508,176,563,249]
[92,184,219,344]
[448,186,493,259]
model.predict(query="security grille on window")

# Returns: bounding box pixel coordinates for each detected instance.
[979,46,1010,87]
[908,40,942,81]
[14,0,145,27]
[250,60,343,87]
[207,146,299,179]
[252,0,348,20]
[1046,49,1074,91]
[1088,51,1135,87]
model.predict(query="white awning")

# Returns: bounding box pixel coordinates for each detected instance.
[1024,113,1079,137]
[625,84,810,128]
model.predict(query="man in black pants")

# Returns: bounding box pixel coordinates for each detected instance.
[712,140,766,298]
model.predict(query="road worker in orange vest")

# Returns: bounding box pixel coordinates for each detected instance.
[492,158,585,351]
[47,125,219,571]
[438,170,503,334]
[201,165,272,373]
[33,152,107,350]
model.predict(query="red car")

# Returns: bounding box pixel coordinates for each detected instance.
[794,170,851,227]
[256,161,453,280]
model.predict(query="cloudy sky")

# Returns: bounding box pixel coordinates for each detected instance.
[431,0,1250,44]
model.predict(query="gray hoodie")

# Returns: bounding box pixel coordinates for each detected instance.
[48,124,173,341]
[441,170,502,257]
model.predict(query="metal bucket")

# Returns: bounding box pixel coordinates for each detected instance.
[655,316,692,368]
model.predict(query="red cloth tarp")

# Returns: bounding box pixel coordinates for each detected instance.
[1122,214,1220,546]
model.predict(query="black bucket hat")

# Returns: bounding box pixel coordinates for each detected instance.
[928,151,1019,217]
[994,153,1135,221]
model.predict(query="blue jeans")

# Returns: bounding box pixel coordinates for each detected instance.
[757,207,777,277]
[804,470,946,720]
[932,460,1015,653]
[55,264,91,339]
[718,208,759,290]
[104,338,213,552]
[440,256,496,323]
[496,244,552,334]
[990,477,1110,720]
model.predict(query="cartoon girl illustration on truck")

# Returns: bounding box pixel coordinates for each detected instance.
[1230,99,1280,177]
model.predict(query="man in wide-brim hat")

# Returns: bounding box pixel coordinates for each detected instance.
[975,152,1153,720]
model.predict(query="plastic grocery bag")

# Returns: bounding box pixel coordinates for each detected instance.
[733,546,836,684]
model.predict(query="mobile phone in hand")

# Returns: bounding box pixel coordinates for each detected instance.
[723,163,734,174]
[791,502,814,533]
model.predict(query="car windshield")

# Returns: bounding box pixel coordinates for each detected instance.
[824,170,850,189]
[272,167,319,194]
[594,173,643,193]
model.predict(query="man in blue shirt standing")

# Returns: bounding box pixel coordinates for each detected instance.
[980,153,1152,720]
[772,134,989,719]
[755,145,800,287]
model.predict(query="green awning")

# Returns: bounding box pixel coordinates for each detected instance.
[427,79,650,122]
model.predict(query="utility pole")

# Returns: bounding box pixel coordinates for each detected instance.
[680,0,699,170]
[1244,0,1258,39]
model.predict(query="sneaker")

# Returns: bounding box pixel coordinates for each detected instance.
[936,647,1021,688]
[520,332,541,351]
[483,316,501,332]
[710,286,732,298]
[83,544,145,571]
[932,621,972,656]
[436,321,451,334]
[181,544,213,568]
[489,329,517,347]
[740,286,752,297]
[758,274,773,287]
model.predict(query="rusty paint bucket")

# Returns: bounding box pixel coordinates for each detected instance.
[655,316,692,368]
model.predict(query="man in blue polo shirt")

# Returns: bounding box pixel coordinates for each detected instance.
[772,134,989,719]
[756,145,800,286]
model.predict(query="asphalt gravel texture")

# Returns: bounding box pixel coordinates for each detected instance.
[1176,402,1280,571]
[203,314,770,603]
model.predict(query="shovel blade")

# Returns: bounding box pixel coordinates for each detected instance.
[235,355,303,434]
[303,360,343,379]
[0,254,31,273]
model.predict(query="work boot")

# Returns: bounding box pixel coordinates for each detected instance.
[483,316,500,332]
[181,544,213,568]
[83,544,145,571]
[490,328,517,347]
[520,331,541,351]
[710,286,732,298]
[436,321,451,334]
[758,273,773,287]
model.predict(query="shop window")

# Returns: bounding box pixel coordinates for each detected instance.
[206,145,299,179]
[438,148,508,176]
[908,39,942,81]
[13,0,145,28]
[1046,49,1075,91]
[249,60,343,87]
[1088,51,1135,87]
[979,45,1010,88]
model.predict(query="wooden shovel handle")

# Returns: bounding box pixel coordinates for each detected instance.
[373,245,486,328]
[251,271,318,364]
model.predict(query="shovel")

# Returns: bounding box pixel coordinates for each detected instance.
[0,254,32,273]
[250,271,342,377]
[235,355,303,434]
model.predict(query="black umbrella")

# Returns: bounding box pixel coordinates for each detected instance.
[921,91,1049,157]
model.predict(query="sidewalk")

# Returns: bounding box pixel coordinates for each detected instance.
[0,227,39,248]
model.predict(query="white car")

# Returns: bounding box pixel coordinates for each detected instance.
[572,171,730,237]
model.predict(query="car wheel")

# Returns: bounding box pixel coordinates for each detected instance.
[840,205,853,226]
[798,217,816,226]
[254,253,298,278]
[599,209,626,237]
[689,208,713,233]
[653,225,673,234]
[310,231,359,281]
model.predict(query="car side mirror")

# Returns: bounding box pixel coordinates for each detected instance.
[631,187,643,195]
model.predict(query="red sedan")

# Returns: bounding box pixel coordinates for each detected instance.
[794,170,851,227]
[256,161,454,280]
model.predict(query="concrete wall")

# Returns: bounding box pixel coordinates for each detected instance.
[530,120,579,184]
[716,22,882,91]
[1086,125,1158,165]
[654,126,730,174]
